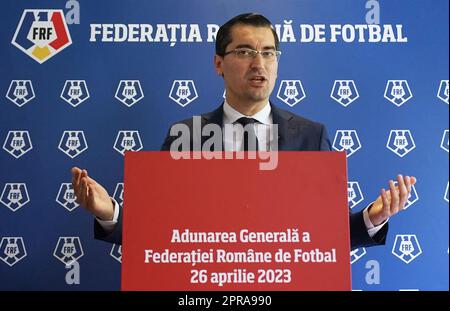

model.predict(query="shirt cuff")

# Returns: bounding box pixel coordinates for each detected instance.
[95,198,120,232]
[363,202,388,238]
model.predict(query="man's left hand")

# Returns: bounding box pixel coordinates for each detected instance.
[369,175,417,226]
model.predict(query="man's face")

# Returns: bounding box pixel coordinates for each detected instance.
[215,25,278,108]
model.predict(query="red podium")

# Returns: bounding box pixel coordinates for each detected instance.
[121,152,351,290]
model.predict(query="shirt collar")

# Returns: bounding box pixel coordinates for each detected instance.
[223,100,272,125]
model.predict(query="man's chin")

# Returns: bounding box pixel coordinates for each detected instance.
[244,91,270,102]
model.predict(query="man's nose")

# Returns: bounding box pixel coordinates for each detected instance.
[249,53,264,69]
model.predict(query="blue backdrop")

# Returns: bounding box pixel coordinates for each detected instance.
[1,0,448,290]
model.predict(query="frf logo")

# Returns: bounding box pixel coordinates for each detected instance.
[384,80,413,107]
[61,80,90,107]
[0,237,27,267]
[115,80,144,107]
[169,80,198,107]
[6,80,35,107]
[113,131,143,155]
[12,10,72,64]
[441,130,449,152]
[332,130,361,157]
[276,80,306,107]
[350,248,366,264]
[0,183,30,212]
[53,237,83,265]
[330,80,359,107]
[393,181,418,210]
[58,131,88,158]
[56,183,78,211]
[110,244,122,263]
[386,130,416,157]
[347,181,364,209]
[437,80,449,104]
[113,183,124,207]
[3,131,33,158]
[392,234,422,264]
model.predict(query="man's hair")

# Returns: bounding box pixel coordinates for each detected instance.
[215,13,279,57]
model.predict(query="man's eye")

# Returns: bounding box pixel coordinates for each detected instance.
[237,50,250,56]
[262,51,275,57]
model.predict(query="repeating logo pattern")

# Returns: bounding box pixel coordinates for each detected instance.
[169,80,198,107]
[11,10,72,64]
[350,248,366,264]
[58,131,88,158]
[441,130,449,152]
[437,80,449,104]
[332,130,362,157]
[60,80,90,107]
[330,80,359,107]
[115,80,144,107]
[110,244,122,263]
[6,80,35,107]
[53,237,84,265]
[56,183,79,212]
[2,8,447,290]
[384,80,413,107]
[276,80,306,107]
[3,131,33,159]
[386,130,416,157]
[392,235,422,264]
[347,181,364,209]
[113,131,143,155]
[0,237,27,267]
[1,183,30,212]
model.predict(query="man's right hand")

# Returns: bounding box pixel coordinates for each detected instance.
[71,167,115,221]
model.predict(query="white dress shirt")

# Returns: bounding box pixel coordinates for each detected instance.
[223,99,273,151]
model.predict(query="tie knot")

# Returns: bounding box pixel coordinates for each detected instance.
[235,117,258,126]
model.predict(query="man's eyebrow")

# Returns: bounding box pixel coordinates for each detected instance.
[233,44,276,50]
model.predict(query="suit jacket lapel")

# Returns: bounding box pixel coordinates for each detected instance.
[199,102,300,151]
[202,104,224,127]
[271,103,297,150]
[200,104,224,148]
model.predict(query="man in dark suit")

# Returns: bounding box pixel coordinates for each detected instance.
[71,13,415,250]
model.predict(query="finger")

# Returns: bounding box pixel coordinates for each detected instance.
[85,174,98,186]
[71,167,82,189]
[80,170,89,198]
[410,176,417,185]
[79,177,88,207]
[381,188,390,217]
[404,176,412,194]
[72,171,83,200]
[397,175,408,211]
[389,179,399,214]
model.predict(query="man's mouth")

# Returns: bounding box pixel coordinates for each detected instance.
[249,76,266,82]
[249,76,267,86]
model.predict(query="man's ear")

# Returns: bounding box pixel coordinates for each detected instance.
[214,55,224,77]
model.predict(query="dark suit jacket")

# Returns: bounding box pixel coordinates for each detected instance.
[95,103,388,250]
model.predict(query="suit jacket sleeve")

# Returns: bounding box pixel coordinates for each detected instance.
[92,126,176,245]
[350,209,388,249]
[94,210,123,245]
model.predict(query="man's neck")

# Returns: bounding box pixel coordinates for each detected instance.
[225,98,269,116]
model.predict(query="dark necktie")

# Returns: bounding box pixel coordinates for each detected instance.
[235,117,259,151]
